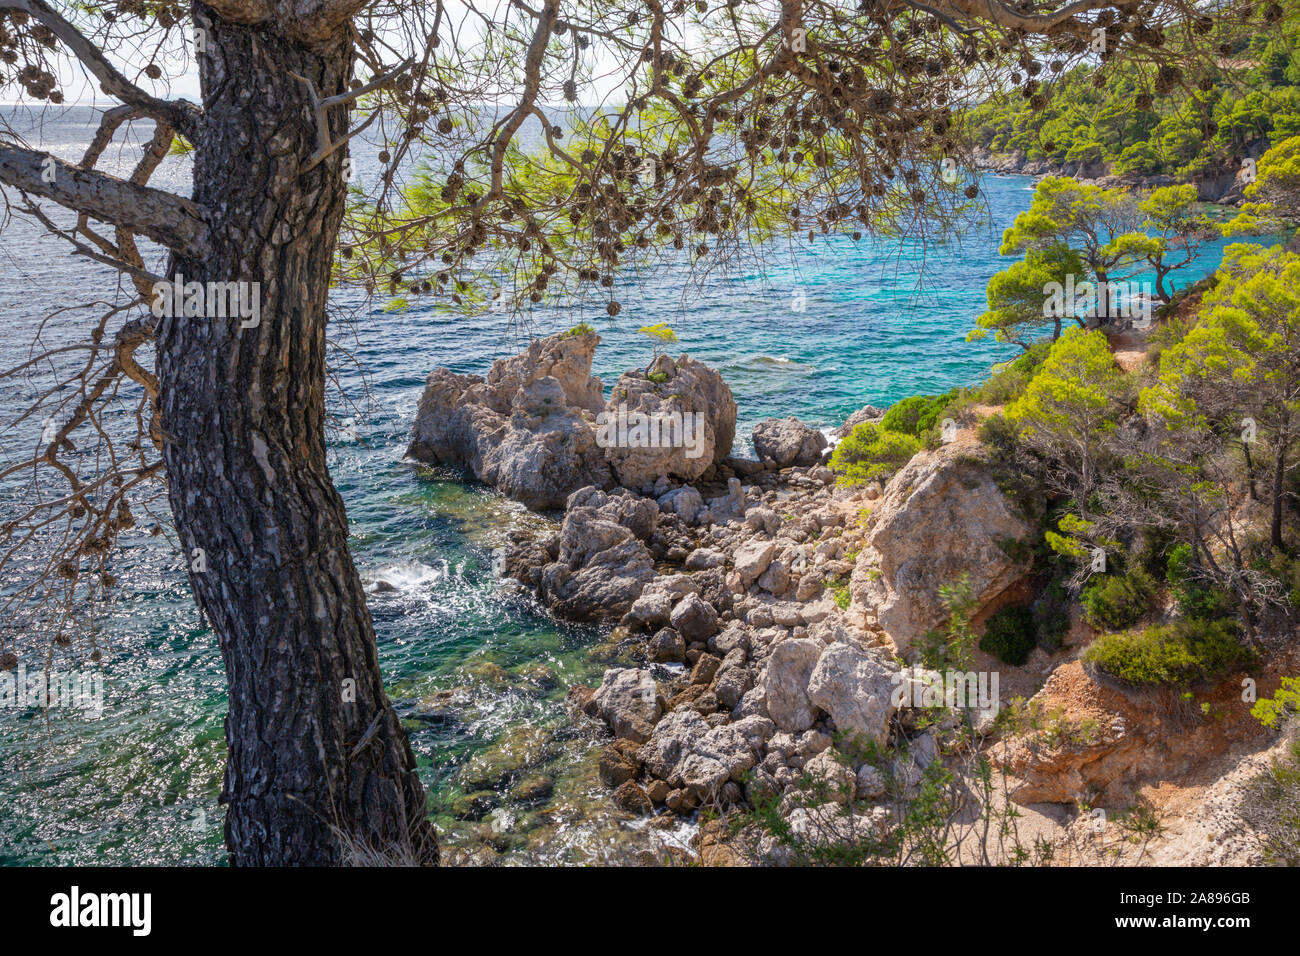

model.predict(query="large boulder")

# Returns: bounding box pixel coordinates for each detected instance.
[853,443,1032,657]
[408,330,613,508]
[532,488,659,620]
[669,592,719,643]
[752,416,828,468]
[593,668,662,743]
[637,709,758,799]
[623,573,699,630]
[602,354,737,490]
[762,638,823,733]
[734,539,775,586]
[806,641,900,747]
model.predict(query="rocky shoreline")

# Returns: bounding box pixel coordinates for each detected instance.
[971,145,1253,205]
[409,327,1287,865]
[407,328,1050,859]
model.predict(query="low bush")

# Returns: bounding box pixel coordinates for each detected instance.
[829,422,920,485]
[1081,566,1157,631]
[1081,618,1254,689]
[1165,543,1233,619]
[975,346,1050,405]
[1033,578,1072,653]
[879,391,956,437]
[560,321,594,338]
[979,604,1037,666]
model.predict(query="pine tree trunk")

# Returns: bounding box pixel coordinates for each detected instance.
[1271,445,1286,552]
[155,9,437,866]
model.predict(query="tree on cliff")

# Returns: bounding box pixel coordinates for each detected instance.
[967,242,1083,347]
[997,176,1146,329]
[1141,244,1300,552]
[981,176,1210,344]
[0,0,1271,865]
[1224,134,1300,244]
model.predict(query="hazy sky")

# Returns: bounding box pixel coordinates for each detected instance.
[14,2,671,108]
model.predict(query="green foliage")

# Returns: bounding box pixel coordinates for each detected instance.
[975,173,1208,344]
[998,177,1142,278]
[1033,578,1072,653]
[1081,618,1253,689]
[968,244,1084,348]
[560,321,594,339]
[637,323,677,364]
[979,604,1037,666]
[1165,543,1232,619]
[1081,566,1158,631]
[1140,244,1300,553]
[1133,184,1214,298]
[964,24,1300,180]
[917,575,978,671]
[879,392,955,438]
[1225,134,1300,235]
[1044,512,1102,560]
[1006,328,1123,443]
[829,422,921,485]
[1006,328,1124,551]
[974,345,1050,406]
[975,411,1019,449]
[1252,676,1300,729]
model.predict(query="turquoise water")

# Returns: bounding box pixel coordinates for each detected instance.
[0,107,1265,865]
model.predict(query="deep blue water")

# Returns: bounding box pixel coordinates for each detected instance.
[0,106,1266,865]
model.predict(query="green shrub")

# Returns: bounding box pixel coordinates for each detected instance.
[979,604,1037,666]
[879,391,955,437]
[1081,618,1254,689]
[561,321,594,339]
[1081,566,1157,631]
[1165,543,1232,619]
[829,422,920,485]
[1033,580,1072,653]
[976,346,1049,405]
[976,413,1018,450]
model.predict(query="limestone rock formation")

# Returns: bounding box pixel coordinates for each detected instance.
[603,353,737,490]
[751,416,828,468]
[407,329,612,509]
[533,487,659,620]
[409,331,739,509]
[852,443,1032,657]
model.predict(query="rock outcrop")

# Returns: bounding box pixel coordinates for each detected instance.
[604,353,737,490]
[408,330,613,509]
[751,417,828,468]
[992,660,1275,808]
[970,146,1259,205]
[409,330,738,509]
[532,487,660,621]
[852,442,1032,657]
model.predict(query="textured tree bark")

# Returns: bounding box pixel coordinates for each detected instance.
[156,7,437,865]
[1271,445,1286,552]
